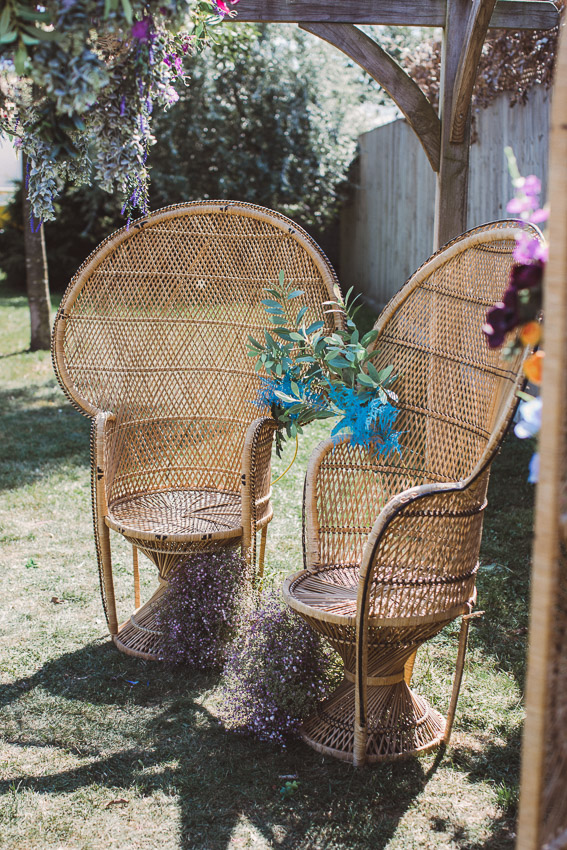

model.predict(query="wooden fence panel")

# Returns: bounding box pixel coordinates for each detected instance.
[340,86,550,311]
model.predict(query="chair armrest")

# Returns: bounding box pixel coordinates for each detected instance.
[241,417,278,564]
[356,470,490,624]
[352,469,490,752]
[91,411,117,518]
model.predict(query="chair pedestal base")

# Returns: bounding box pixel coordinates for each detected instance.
[113,582,168,661]
[301,679,445,763]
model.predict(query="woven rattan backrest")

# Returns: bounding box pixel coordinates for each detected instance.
[307,222,537,571]
[370,221,536,483]
[52,201,339,500]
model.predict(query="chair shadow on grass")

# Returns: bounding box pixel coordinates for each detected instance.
[441,729,523,850]
[471,435,536,693]
[0,383,90,492]
[1,639,446,850]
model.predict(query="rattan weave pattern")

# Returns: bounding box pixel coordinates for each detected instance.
[52,201,340,659]
[284,221,540,765]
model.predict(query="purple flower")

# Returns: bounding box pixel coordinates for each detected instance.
[131,16,153,43]
[154,549,248,669]
[483,287,519,348]
[530,207,549,225]
[521,175,542,197]
[513,231,546,265]
[508,262,544,292]
[220,592,339,744]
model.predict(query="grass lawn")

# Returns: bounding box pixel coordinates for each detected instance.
[0,289,535,850]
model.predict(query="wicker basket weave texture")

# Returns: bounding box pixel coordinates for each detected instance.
[55,203,337,507]
[307,222,530,609]
[52,201,341,656]
[284,220,539,764]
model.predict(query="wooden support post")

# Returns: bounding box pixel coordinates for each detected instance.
[301,23,440,171]
[434,0,473,250]
[516,22,567,848]
[450,0,499,144]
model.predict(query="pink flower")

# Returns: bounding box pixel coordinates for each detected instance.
[513,231,545,265]
[522,175,542,197]
[530,207,549,225]
[507,196,534,216]
[215,0,238,15]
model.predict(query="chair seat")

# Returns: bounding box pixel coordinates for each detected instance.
[284,564,474,625]
[285,566,360,619]
[106,488,243,541]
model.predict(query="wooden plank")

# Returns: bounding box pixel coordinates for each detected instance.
[491,0,559,29]
[235,0,559,30]
[516,21,567,850]
[302,23,441,171]
[434,0,472,249]
[450,0,499,144]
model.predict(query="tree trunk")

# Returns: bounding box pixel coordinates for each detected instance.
[22,155,52,351]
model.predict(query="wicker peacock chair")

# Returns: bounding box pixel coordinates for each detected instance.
[283,220,541,765]
[52,201,340,660]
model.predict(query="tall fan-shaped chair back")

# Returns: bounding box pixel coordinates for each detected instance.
[53,201,340,659]
[284,220,539,764]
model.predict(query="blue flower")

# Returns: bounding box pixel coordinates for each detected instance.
[327,385,400,458]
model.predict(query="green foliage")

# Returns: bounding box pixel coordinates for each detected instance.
[280,779,299,798]
[0,0,227,222]
[0,180,125,292]
[249,272,399,457]
[149,23,371,229]
[0,24,376,292]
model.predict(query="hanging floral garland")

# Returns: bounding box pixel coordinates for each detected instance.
[0,0,237,224]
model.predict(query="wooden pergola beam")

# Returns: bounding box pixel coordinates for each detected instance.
[450,0,499,143]
[236,0,559,30]
[235,0,559,251]
[301,23,441,171]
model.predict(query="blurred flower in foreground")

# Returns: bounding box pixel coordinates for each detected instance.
[523,350,545,386]
[514,397,542,484]
[514,397,542,439]
[483,147,547,482]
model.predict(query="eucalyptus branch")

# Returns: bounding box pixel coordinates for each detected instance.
[249,272,401,458]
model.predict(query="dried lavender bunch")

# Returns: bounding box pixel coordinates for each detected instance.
[220,592,340,744]
[154,547,249,669]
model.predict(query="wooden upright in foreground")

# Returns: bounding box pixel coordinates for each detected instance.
[517,20,567,850]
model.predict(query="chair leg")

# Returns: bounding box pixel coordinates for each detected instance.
[443,615,472,745]
[95,518,119,636]
[257,525,268,587]
[132,545,141,609]
[353,721,368,767]
[353,627,369,767]
[404,649,418,684]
